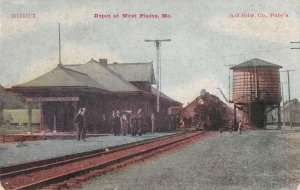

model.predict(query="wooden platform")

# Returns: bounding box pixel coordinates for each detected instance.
[0,132,108,143]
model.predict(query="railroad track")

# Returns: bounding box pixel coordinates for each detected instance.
[0,131,209,190]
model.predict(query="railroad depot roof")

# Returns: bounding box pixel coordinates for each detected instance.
[10,58,180,104]
[108,62,156,84]
[64,59,139,93]
[150,87,182,105]
[13,66,106,90]
[230,58,283,69]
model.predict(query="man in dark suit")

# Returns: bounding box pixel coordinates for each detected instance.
[74,108,87,141]
[111,110,121,136]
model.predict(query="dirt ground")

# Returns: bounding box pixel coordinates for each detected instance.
[283,131,300,187]
[74,130,300,190]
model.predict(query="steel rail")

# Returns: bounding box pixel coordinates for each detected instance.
[1,131,208,190]
[0,132,184,177]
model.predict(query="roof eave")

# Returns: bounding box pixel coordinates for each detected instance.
[113,90,141,94]
[8,86,110,94]
[231,65,283,69]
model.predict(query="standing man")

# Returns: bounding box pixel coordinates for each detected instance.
[110,111,115,135]
[238,120,243,134]
[137,108,144,136]
[111,110,121,136]
[116,110,121,136]
[130,113,137,136]
[120,113,128,135]
[81,108,87,140]
[151,112,157,133]
[111,111,117,136]
[74,108,87,141]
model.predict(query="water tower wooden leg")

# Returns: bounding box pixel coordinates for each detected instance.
[248,103,252,128]
[277,103,281,129]
[234,104,237,129]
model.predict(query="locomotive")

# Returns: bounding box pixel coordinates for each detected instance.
[193,90,233,131]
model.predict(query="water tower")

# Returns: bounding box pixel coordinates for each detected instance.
[230,58,282,128]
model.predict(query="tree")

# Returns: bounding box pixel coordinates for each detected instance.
[3,91,26,109]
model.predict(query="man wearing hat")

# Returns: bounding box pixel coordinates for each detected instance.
[74,107,87,141]
[111,110,121,136]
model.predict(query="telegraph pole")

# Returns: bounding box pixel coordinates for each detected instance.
[224,64,235,102]
[58,23,62,66]
[285,41,300,128]
[281,82,286,127]
[53,23,62,133]
[281,70,295,128]
[144,39,171,113]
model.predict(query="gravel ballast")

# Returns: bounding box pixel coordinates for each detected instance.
[75,130,300,190]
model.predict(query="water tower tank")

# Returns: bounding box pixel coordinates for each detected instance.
[230,58,282,128]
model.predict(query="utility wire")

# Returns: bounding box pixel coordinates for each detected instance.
[198,46,291,60]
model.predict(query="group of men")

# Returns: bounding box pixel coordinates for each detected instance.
[110,109,145,136]
[74,107,152,141]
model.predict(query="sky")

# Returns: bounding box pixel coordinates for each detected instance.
[0,0,300,105]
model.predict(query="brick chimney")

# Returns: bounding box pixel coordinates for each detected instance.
[99,59,107,67]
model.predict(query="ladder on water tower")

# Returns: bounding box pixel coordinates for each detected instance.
[241,66,255,126]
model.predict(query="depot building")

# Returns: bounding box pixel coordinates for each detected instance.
[8,59,181,133]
